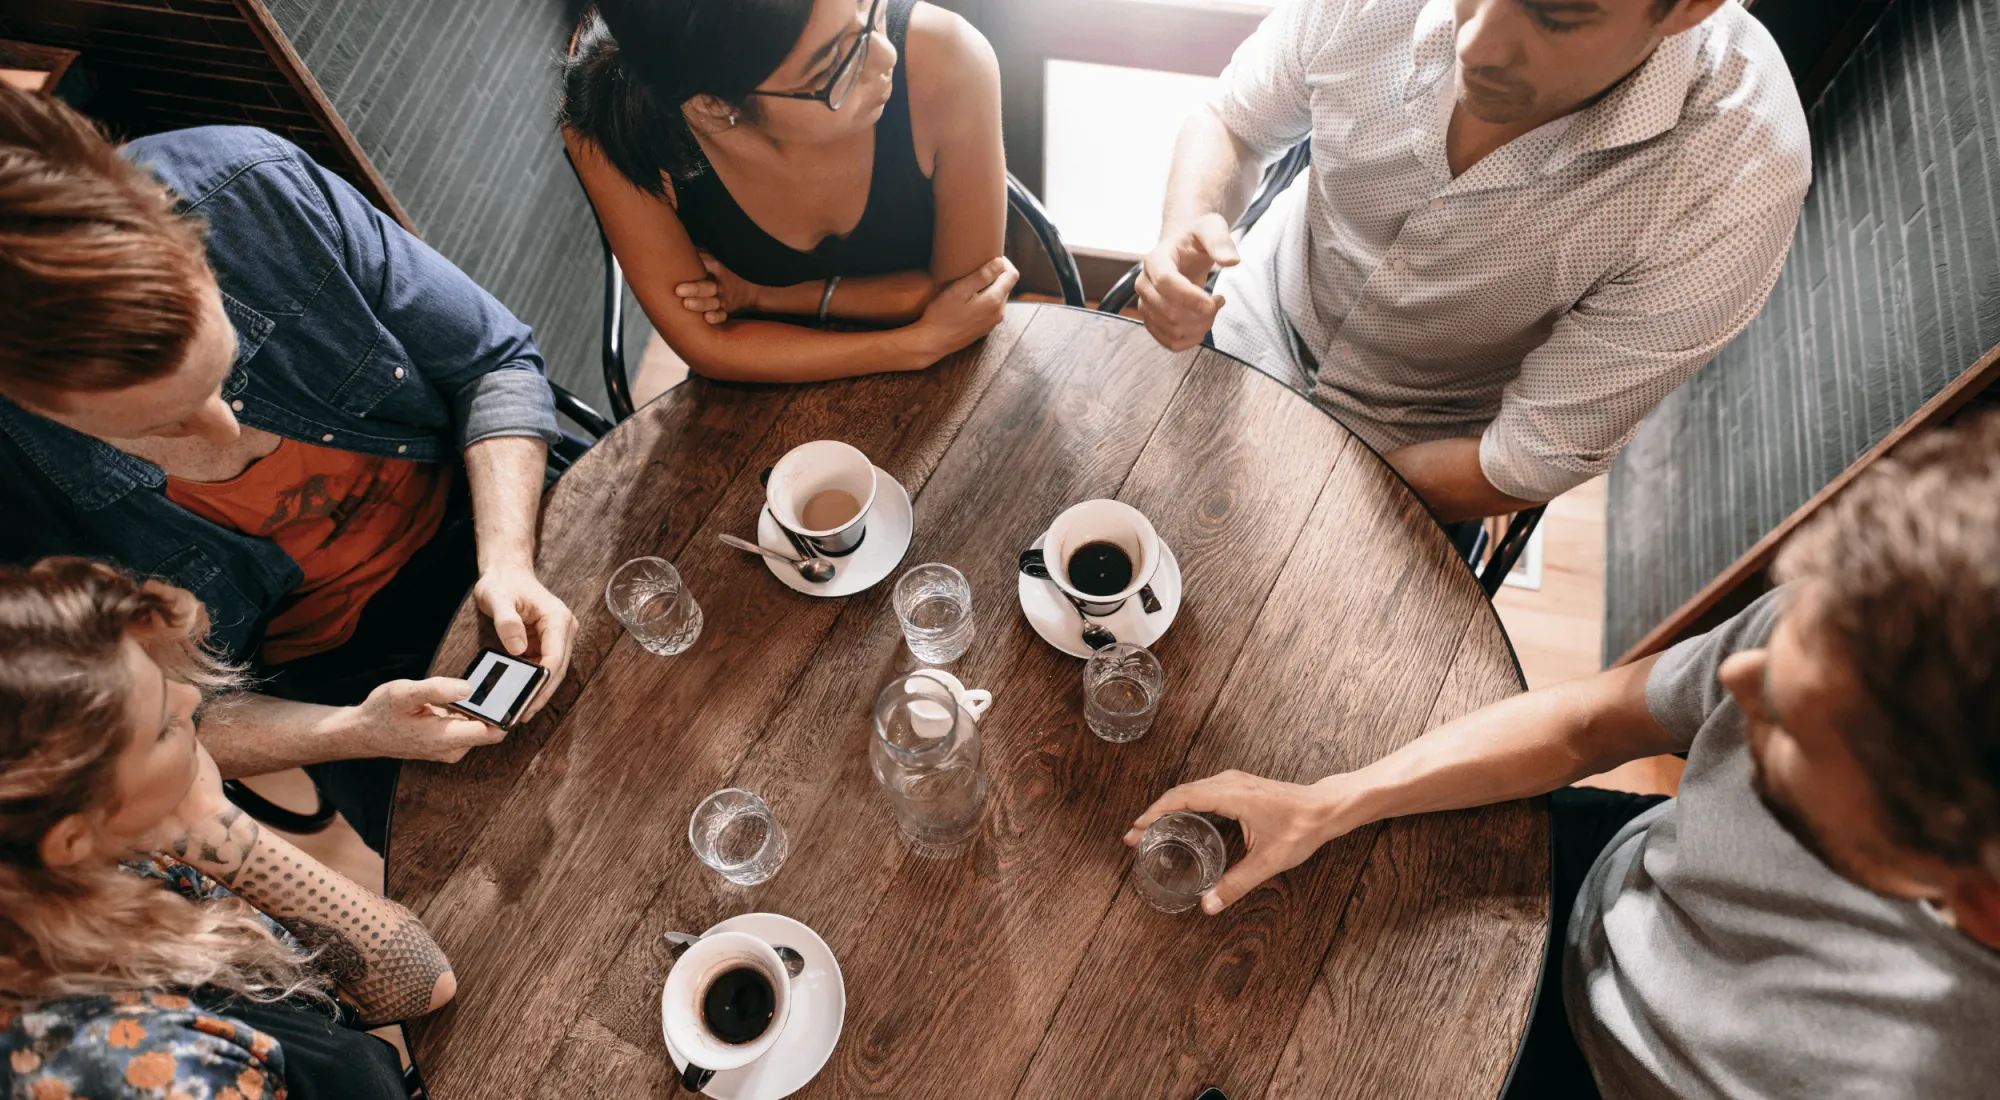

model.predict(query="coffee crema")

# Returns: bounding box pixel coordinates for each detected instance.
[1066,540,1134,597]
[800,488,862,531]
[701,965,776,1045]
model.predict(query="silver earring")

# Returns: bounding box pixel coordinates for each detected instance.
[726,112,740,129]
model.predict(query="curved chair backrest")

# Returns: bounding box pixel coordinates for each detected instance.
[1007,172,1087,309]
[1097,140,1313,317]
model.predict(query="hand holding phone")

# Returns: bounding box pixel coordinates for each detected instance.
[448,647,551,729]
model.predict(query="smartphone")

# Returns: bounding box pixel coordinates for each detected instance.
[447,647,551,729]
[1194,1090,1228,1100]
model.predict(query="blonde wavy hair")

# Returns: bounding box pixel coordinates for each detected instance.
[0,557,320,1003]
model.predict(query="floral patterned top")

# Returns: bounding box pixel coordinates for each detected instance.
[0,991,284,1100]
[2,861,290,1100]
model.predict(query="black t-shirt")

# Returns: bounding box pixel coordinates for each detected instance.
[193,989,407,1100]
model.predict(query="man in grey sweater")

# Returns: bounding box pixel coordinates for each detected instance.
[1129,412,2000,1097]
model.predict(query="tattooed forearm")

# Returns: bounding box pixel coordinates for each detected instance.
[284,917,449,1025]
[182,824,453,1023]
[169,805,260,885]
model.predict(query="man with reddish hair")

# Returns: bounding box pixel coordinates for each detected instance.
[0,86,577,856]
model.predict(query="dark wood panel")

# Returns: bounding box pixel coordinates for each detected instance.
[260,0,630,407]
[0,0,403,225]
[1607,0,2000,662]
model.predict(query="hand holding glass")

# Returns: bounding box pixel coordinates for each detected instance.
[1132,811,1225,914]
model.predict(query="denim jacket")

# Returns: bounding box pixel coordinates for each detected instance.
[0,126,559,663]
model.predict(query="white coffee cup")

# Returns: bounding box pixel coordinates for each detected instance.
[767,441,878,556]
[662,932,793,1091]
[1042,499,1162,616]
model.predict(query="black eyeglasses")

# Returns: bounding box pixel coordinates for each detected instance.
[748,0,886,112]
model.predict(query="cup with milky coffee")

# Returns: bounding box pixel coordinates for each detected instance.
[766,440,879,557]
[1040,499,1162,616]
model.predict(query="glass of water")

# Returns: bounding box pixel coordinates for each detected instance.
[893,563,975,664]
[1083,643,1165,743]
[1133,811,1225,914]
[605,556,703,656]
[688,788,789,886]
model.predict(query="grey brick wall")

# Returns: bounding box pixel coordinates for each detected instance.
[266,0,646,409]
[1605,0,2000,661]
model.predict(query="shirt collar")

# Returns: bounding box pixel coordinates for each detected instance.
[1404,0,1709,176]
[1403,0,1457,107]
[1545,23,1706,172]
[0,293,271,511]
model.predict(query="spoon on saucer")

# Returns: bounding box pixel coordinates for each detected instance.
[1067,598,1118,651]
[719,533,835,584]
[1018,550,1117,649]
[663,930,806,977]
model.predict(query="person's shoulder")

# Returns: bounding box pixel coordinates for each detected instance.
[906,2,1000,102]
[123,126,316,213]
[1683,3,1812,187]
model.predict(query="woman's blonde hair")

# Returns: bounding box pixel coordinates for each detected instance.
[0,557,320,1003]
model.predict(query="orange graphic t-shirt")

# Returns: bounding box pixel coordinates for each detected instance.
[166,437,452,664]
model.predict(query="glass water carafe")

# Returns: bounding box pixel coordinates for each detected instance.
[871,672,986,856]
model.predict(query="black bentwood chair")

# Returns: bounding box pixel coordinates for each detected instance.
[1097,140,1542,599]
[557,157,1086,437]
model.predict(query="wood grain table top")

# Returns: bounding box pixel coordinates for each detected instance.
[390,304,1549,1100]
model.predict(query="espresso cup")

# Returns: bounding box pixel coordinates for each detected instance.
[767,440,878,557]
[1041,500,1162,616]
[662,932,794,1092]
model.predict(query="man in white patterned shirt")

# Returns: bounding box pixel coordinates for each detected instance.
[1135,0,1810,520]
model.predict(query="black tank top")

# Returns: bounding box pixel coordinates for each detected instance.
[676,0,935,289]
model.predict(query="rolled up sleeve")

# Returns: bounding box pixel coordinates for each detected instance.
[1209,0,1340,163]
[1480,175,1807,501]
[307,151,560,452]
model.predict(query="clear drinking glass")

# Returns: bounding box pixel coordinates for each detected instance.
[1133,811,1225,914]
[893,563,975,664]
[688,788,789,886]
[605,556,703,656]
[870,673,986,856]
[1083,643,1165,743]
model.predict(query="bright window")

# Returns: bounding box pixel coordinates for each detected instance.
[1042,60,1224,257]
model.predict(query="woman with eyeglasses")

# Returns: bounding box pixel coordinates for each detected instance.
[562,0,1016,392]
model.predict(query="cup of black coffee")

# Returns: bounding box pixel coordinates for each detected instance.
[1039,500,1163,616]
[661,932,793,1091]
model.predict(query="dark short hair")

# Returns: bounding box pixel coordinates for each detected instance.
[0,86,209,396]
[1775,410,2000,876]
[559,0,816,195]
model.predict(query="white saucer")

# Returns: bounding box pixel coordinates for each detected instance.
[662,913,846,1100]
[1018,533,1183,658]
[757,466,912,597]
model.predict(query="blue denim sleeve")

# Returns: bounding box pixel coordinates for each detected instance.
[298,150,560,451]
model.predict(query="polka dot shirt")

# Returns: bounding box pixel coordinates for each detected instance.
[1208,0,1811,500]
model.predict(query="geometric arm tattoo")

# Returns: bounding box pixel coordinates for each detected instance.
[177,814,453,1025]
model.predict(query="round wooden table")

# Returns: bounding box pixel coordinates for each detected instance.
[390,304,1548,1100]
